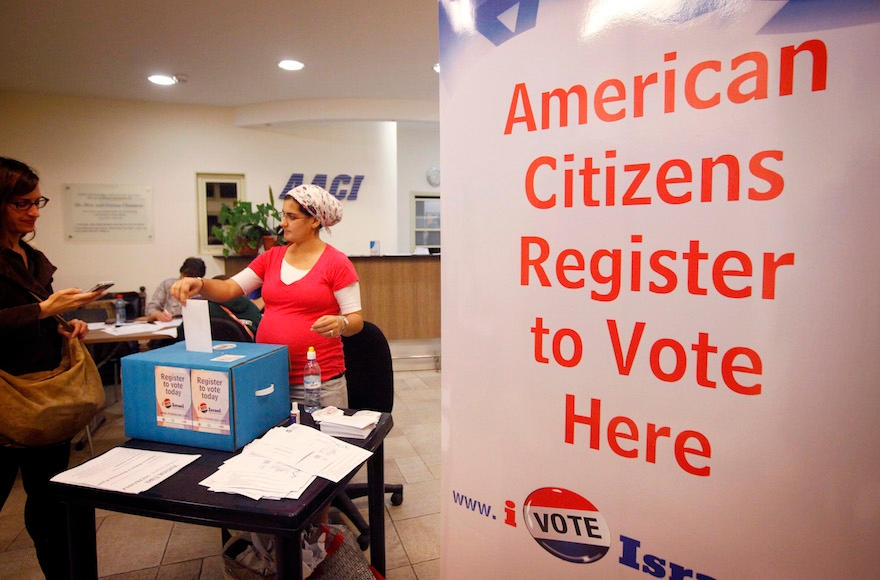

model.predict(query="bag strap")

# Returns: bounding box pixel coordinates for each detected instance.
[27,290,74,332]
[217,304,255,341]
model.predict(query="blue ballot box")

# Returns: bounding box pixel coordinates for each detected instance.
[121,341,289,451]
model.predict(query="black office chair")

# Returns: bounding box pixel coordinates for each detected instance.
[333,321,403,550]
[209,315,255,342]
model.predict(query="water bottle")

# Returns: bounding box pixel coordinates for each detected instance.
[138,286,147,317]
[115,294,126,325]
[303,346,322,413]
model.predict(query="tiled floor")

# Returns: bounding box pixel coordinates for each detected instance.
[0,368,441,579]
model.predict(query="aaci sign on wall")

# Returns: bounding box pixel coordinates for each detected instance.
[278,173,364,200]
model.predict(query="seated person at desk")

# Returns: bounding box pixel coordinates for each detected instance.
[145,257,205,322]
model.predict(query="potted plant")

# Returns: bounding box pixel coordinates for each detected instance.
[211,200,264,257]
[255,187,284,250]
[212,188,286,257]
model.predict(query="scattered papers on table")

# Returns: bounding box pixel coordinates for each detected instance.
[88,319,182,338]
[50,447,200,494]
[313,407,381,439]
[199,423,373,500]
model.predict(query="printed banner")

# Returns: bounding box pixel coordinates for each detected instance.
[439,1,880,578]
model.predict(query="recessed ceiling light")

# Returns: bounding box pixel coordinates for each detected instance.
[148,74,187,85]
[278,60,305,71]
[434,63,441,73]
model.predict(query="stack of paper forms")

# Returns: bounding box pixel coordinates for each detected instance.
[313,407,382,439]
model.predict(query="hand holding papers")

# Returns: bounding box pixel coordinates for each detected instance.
[312,406,381,439]
[199,423,373,500]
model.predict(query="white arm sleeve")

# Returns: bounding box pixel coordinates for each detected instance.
[230,268,263,296]
[335,282,362,315]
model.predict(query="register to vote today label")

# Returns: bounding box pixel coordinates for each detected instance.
[154,366,231,434]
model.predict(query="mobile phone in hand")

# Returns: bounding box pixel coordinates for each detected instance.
[86,281,115,293]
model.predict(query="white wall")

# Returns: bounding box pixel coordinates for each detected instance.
[396,123,441,253]
[0,91,436,294]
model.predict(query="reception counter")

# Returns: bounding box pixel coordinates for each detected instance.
[349,255,440,341]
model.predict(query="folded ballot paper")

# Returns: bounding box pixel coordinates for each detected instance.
[312,407,381,439]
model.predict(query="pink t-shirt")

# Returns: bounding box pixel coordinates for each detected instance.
[248,244,358,385]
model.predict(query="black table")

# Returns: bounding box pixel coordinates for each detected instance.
[48,412,393,579]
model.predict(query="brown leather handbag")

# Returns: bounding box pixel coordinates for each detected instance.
[0,336,105,447]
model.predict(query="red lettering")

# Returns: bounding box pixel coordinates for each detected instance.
[608,320,764,395]
[674,431,712,477]
[595,79,626,122]
[525,156,556,209]
[504,82,537,134]
[721,347,762,395]
[607,319,646,375]
[552,328,582,368]
[622,163,652,205]
[649,338,687,382]
[780,39,828,96]
[565,395,712,477]
[656,159,693,204]
[712,250,752,299]
[542,85,588,129]
[749,150,784,201]
[684,60,721,109]
[729,51,769,103]
[520,236,551,286]
[608,416,639,458]
[761,252,795,299]
[557,249,586,289]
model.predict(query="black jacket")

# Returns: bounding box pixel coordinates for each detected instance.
[0,241,63,375]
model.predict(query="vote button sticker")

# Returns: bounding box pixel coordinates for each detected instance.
[523,487,611,564]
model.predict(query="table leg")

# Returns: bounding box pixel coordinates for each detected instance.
[66,503,97,579]
[367,442,386,575]
[275,532,302,580]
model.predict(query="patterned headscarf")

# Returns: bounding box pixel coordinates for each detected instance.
[287,184,343,233]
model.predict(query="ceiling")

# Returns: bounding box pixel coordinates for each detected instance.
[0,0,440,111]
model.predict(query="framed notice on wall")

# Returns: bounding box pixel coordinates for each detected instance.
[62,184,153,242]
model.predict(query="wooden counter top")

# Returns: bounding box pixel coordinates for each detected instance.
[350,255,440,340]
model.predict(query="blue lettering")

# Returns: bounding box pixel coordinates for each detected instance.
[281,173,365,200]
[619,535,640,569]
[670,562,697,580]
[349,175,364,200]
[451,490,493,518]
[280,174,304,196]
[643,554,666,578]
[329,174,351,199]
[618,534,716,579]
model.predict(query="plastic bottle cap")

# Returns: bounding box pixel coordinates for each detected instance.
[307,346,316,359]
